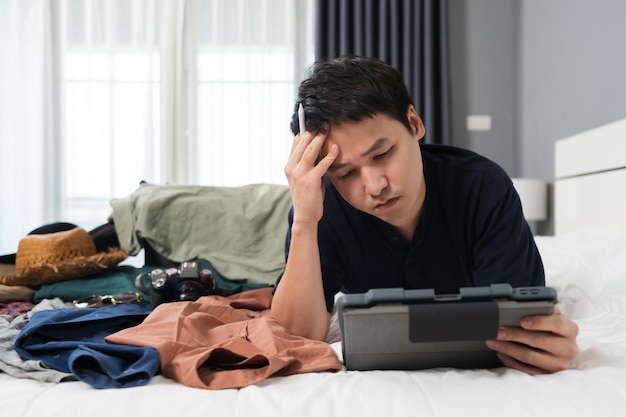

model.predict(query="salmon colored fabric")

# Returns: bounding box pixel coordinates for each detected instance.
[105,288,341,389]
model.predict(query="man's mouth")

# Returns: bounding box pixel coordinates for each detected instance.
[374,196,399,211]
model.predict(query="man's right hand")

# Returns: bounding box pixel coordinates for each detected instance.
[284,130,339,226]
[271,130,339,341]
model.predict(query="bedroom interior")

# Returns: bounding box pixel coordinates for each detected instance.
[1,0,626,416]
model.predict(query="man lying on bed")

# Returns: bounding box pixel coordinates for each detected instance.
[271,55,579,375]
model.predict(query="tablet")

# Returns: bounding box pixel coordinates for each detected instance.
[337,283,557,371]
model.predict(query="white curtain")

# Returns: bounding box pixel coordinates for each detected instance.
[0,0,314,254]
[0,0,60,253]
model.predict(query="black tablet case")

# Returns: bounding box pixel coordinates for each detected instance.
[337,284,557,371]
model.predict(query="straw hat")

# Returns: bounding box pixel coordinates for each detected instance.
[0,227,127,287]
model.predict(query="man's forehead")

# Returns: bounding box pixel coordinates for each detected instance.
[324,137,392,173]
[323,127,390,150]
[320,113,399,156]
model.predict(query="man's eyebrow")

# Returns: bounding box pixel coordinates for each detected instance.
[361,137,389,157]
[328,137,389,172]
[327,161,347,172]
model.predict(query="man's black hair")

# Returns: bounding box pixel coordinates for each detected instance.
[290,55,414,136]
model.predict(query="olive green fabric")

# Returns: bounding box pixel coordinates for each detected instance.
[109,183,292,285]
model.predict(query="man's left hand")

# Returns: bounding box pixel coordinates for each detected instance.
[486,305,579,374]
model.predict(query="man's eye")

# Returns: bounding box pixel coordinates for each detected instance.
[340,169,355,179]
[374,149,391,160]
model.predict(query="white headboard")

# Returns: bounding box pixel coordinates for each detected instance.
[554,118,626,235]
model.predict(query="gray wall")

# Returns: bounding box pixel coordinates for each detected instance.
[449,0,626,233]
[449,0,517,175]
[517,0,626,180]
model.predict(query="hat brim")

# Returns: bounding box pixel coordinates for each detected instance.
[0,248,128,287]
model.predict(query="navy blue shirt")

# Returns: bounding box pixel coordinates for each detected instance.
[280,144,545,312]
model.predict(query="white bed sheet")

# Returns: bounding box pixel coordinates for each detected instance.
[2,228,626,417]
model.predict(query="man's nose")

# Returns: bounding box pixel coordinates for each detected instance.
[362,167,388,197]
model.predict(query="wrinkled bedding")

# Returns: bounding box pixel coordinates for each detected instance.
[2,228,626,417]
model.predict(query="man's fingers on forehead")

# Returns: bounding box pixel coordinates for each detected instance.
[316,142,330,164]
[290,132,301,151]
[317,156,332,170]
[318,144,339,168]
[302,133,325,161]
[318,134,333,153]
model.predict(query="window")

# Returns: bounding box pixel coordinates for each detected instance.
[0,0,313,253]
[194,0,302,186]
[62,0,162,228]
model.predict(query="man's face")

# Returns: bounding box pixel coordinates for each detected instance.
[321,107,426,238]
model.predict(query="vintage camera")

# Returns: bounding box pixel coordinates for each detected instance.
[135,260,221,308]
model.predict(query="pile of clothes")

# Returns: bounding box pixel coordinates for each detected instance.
[0,223,340,390]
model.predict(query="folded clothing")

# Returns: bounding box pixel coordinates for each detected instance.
[0,283,35,303]
[106,287,342,389]
[33,266,153,303]
[0,302,34,318]
[109,182,292,285]
[14,303,160,389]
[33,259,268,304]
[0,298,75,383]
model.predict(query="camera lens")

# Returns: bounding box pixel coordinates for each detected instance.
[177,281,203,301]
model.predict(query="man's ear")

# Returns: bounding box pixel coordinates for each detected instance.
[407,105,426,140]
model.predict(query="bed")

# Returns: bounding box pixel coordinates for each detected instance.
[2,120,626,416]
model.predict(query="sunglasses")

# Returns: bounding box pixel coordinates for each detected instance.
[73,291,143,308]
